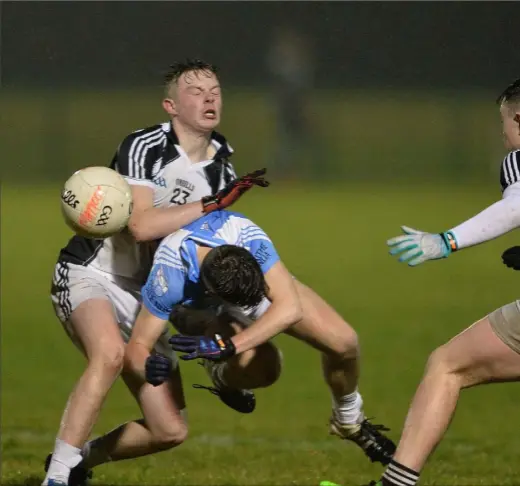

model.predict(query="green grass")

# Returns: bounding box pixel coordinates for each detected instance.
[2,182,520,485]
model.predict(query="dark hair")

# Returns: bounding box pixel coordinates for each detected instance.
[200,245,268,308]
[496,78,520,106]
[164,58,218,94]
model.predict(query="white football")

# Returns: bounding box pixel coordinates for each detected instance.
[60,166,133,239]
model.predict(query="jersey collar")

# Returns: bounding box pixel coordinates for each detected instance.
[164,121,234,160]
[180,234,228,284]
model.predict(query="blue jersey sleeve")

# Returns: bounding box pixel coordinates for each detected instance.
[141,263,186,320]
[243,230,280,274]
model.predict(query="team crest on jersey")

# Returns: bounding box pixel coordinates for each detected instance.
[151,158,167,187]
[153,266,169,297]
[153,177,167,188]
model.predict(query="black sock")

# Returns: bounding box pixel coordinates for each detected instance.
[382,459,420,486]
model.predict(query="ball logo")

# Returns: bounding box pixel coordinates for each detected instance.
[95,206,113,226]
[61,189,79,209]
[79,187,104,226]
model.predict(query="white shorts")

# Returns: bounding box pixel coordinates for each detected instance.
[51,261,177,360]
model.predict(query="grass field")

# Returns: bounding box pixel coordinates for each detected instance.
[3,182,520,486]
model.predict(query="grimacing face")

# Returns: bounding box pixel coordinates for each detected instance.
[163,69,222,133]
[500,102,520,151]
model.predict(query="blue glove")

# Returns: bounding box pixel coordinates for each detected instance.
[169,333,236,361]
[386,226,458,266]
[145,353,172,386]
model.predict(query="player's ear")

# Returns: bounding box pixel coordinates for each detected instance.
[514,112,520,133]
[162,98,178,117]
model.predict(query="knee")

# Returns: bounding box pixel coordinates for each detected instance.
[153,420,188,450]
[425,345,461,379]
[326,326,359,360]
[89,343,125,377]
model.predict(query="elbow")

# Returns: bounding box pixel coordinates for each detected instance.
[128,216,151,243]
[286,301,303,327]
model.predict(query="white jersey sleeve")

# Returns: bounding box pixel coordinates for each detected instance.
[449,150,520,249]
[500,150,520,192]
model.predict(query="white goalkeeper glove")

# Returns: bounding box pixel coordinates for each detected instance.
[386,226,458,266]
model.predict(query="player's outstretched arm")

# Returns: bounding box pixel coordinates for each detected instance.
[127,258,187,382]
[125,305,171,382]
[169,261,302,361]
[387,183,520,267]
[127,169,269,242]
[127,185,205,242]
[230,261,302,354]
[125,306,170,383]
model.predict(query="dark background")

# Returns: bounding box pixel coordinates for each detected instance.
[4,2,518,90]
[2,1,519,182]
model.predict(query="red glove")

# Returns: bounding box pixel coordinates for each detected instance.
[201,168,269,214]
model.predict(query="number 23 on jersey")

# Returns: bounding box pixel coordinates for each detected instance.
[170,187,191,205]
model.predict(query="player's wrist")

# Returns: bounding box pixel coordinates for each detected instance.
[440,230,458,255]
[201,195,219,214]
[213,333,236,360]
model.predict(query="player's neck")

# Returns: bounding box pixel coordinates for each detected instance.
[173,122,216,163]
[196,244,212,266]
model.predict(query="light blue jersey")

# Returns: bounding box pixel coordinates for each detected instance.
[142,210,280,320]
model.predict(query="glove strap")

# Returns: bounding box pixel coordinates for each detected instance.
[201,195,219,214]
[440,231,459,253]
[214,333,236,358]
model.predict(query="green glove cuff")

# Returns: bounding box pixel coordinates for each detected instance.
[440,231,459,255]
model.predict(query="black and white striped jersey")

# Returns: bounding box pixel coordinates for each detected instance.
[500,150,520,191]
[58,121,237,285]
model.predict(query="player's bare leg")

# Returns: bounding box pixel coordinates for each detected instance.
[80,365,187,468]
[374,316,520,486]
[43,300,125,486]
[285,281,396,465]
[288,282,360,397]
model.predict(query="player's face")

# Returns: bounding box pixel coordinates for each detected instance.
[170,70,222,133]
[500,102,520,150]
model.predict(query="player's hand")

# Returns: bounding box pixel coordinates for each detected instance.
[201,168,269,214]
[145,353,172,386]
[169,333,236,361]
[502,246,520,270]
[386,226,455,266]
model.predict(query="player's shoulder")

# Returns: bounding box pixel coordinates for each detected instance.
[113,122,171,178]
[119,122,169,146]
[158,228,190,252]
[499,149,520,191]
[182,210,252,233]
[211,130,234,157]
[153,231,189,272]
[212,211,270,239]
[214,210,257,226]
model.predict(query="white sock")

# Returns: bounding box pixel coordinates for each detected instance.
[42,439,83,485]
[332,390,364,425]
